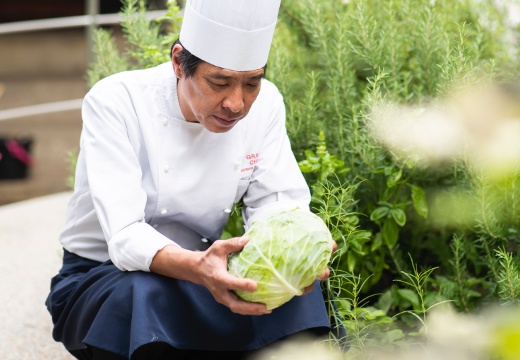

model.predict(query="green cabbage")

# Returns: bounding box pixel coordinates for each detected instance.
[228,208,334,310]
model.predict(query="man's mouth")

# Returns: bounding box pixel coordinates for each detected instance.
[213,115,240,127]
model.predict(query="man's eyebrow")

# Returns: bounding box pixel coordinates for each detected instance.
[207,73,264,80]
[248,74,265,80]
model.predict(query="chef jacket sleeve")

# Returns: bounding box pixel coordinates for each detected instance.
[242,86,312,228]
[81,80,176,272]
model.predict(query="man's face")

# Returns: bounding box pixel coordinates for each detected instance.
[172,47,264,133]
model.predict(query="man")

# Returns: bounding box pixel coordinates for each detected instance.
[46,1,339,359]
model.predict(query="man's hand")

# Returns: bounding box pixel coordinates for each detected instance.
[150,237,271,316]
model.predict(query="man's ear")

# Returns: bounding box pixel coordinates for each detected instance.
[171,44,184,79]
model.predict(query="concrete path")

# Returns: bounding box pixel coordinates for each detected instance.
[0,192,73,359]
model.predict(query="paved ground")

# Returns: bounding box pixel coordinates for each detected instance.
[0,192,73,359]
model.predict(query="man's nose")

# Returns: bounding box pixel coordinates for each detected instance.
[223,86,244,114]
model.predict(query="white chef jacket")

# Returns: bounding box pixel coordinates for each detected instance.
[60,62,311,272]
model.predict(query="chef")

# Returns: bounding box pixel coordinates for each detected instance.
[45,0,340,359]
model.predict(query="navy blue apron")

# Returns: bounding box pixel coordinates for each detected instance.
[46,250,337,358]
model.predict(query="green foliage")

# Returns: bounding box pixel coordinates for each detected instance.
[86,29,129,87]
[299,131,350,184]
[220,203,244,239]
[65,148,79,190]
[120,0,179,67]
[327,271,408,357]
[496,247,520,306]
[393,255,447,334]
[443,234,486,311]
[86,0,181,88]
[269,0,520,350]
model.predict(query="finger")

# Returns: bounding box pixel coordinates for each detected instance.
[316,267,330,281]
[222,290,272,315]
[301,283,315,296]
[217,236,249,254]
[227,275,257,293]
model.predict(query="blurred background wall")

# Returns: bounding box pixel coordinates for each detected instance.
[0,1,166,205]
[0,0,120,22]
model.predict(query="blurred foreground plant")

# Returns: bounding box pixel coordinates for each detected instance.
[251,303,520,360]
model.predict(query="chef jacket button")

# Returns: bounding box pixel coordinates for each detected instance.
[201,237,208,243]
[163,165,170,173]
[160,209,168,215]
[162,118,168,126]
[153,224,158,228]
[224,208,231,214]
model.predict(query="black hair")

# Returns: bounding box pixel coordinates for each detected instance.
[170,39,268,78]
[170,39,204,78]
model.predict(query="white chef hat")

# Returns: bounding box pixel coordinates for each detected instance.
[179,0,282,71]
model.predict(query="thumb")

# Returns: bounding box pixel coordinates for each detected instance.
[224,236,256,291]
[224,236,249,254]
